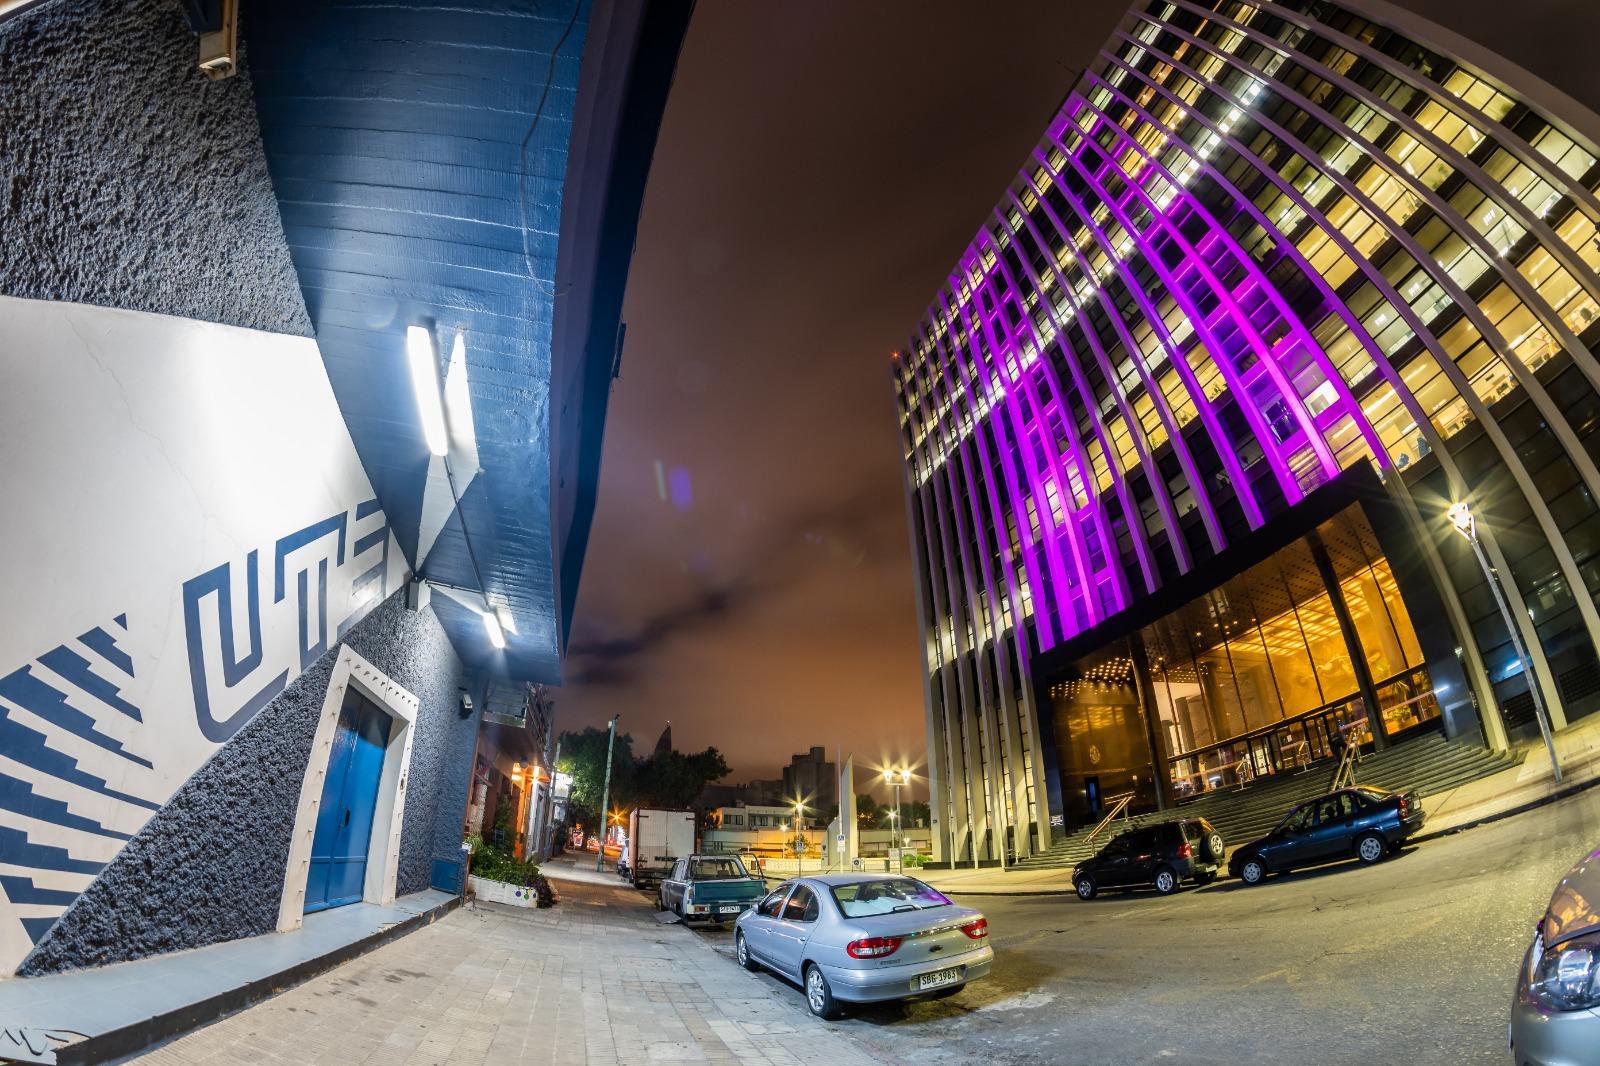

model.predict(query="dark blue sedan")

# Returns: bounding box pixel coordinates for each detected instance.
[1228,786,1426,885]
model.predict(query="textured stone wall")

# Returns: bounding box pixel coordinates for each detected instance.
[0,0,310,335]
[19,592,476,976]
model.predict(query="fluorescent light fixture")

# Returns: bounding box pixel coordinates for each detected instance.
[482,609,506,649]
[496,604,517,635]
[444,331,478,459]
[406,325,448,457]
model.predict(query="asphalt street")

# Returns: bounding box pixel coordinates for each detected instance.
[685,788,1600,1066]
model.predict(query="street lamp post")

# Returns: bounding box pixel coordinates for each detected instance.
[883,769,910,874]
[1447,502,1561,782]
[595,714,619,872]
[792,800,806,872]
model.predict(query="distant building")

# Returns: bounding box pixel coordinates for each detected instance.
[695,778,784,811]
[782,747,837,812]
[708,804,795,830]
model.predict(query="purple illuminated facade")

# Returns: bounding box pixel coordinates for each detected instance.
[896,0,1600,864]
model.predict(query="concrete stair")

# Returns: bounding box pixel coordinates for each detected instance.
[1010,732,1520,871]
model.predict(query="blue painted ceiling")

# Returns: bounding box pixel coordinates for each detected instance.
[247,0,593,682]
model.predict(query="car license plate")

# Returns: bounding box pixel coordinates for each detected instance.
[917,967,961,992]
[719,905,743,914]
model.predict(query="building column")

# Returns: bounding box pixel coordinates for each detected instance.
[1128,636,1174,811]
[1308,530,1388,752]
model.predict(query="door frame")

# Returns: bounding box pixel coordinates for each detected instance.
[277,645,418,932]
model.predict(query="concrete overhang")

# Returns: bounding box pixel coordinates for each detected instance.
[245,0,691,682]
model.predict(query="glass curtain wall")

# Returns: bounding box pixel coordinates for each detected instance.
[1149,510,1438,796]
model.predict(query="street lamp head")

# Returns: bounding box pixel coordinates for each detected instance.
[1447,501,1475,539]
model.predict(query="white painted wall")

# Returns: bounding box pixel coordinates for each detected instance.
[0,296,408,973]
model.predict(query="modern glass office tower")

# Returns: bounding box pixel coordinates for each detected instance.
[894,0,1600,864]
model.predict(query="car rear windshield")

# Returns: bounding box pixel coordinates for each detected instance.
[829,878,952,919]
[690,858,748,879]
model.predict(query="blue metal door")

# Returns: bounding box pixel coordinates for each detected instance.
[305,690,391,913]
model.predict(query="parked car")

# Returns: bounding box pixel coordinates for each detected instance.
[1509,840,1600,1065]
[1072,818,1225,900]
[658,854,765,923]
[1228,785,1424,886]
[733,874,992,1019]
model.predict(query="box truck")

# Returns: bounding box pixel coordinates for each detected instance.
[627,808,696,889]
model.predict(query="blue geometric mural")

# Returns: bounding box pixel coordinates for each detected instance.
[0,501,392,961]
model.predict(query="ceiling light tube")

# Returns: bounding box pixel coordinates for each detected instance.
[482,609,506,650]
[406,325,448,457]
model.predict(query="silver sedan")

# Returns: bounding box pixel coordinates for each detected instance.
[732,873,993,1018]
[1510,840,1600,1064]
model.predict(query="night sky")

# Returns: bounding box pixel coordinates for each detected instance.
[557,0,1597,793]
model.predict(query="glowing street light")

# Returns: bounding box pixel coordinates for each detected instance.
[1448,500,1560,781]
[791,798,809,868]
[884,768,911,873]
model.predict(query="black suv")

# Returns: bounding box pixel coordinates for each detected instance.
[1072,818,1225,900]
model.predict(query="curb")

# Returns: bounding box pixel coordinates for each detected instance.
[79,895,460,1066]
[929,773,1600,899]
[1408,771,1600,846]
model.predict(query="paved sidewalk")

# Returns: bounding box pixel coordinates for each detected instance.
[132,860,881,1066]
[921,713,1600,896]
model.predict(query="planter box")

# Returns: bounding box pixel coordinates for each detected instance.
[468,875,539,908]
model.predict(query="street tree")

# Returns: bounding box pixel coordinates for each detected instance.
[633,746,730,809]
[557,726,636,833]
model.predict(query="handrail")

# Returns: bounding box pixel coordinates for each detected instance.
[1330,722,1366,791]
[1083,792,1135,847]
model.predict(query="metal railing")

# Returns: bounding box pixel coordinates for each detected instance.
[1083,792,1135,847]
[1330,720,1366,791]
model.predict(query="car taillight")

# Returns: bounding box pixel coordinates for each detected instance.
[1397,795,1408,818]
[1177,842,1192,860]
[959,918,988,940]
[846,936,902,959]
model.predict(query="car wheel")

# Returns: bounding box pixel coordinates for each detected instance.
[1355,832,1387,865]
[735,932,759,972]
[1203,832,1226,864]
[1074,875,1098,900]
[654,892,665,911]
[1238,857,1265,885]
[804,964,842,1020]
[1152,866,1179,895]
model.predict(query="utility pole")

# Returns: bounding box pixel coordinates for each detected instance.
[595,715,618,872]
[885,769,909,874]
[540,738,561,860]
